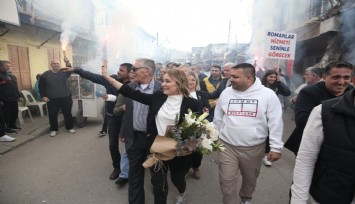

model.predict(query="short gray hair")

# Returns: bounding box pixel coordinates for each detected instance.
[223,62,235,69]
[136,58,156,75]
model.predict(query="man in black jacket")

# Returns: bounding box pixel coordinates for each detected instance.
[285,61,353,155]
[0,60,17,142]
[64,63,132,181]
[1,61,22,133]
[291,87,355,203]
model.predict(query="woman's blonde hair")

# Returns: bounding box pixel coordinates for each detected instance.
[187,71,200,91]
[165,69,190,97]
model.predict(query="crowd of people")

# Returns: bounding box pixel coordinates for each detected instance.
[1,57,355,204]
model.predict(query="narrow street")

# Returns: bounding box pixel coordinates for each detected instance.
[0,111,296,204]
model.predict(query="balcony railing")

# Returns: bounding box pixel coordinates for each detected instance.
[310,0,347,20]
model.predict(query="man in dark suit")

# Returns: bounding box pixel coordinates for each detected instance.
[120,58,161,204]
[285,61,353,155]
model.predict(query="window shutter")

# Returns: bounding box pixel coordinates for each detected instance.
[18,46,32,90]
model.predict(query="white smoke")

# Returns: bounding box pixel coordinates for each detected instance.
[248,0,312,89]
[340,1,355,65]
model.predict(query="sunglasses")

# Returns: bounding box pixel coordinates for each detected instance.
[132,67,149,72]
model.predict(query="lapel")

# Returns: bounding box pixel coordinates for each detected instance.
[196,91,202,101]
[178,97,190,124]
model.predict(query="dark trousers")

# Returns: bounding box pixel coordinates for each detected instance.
[151,154,193,204]
[192,152,203,169]
[3,100,18,128]
[108,116,122,169]
[0,105,6,136]
[127,131,150,204]
[47,96,73,131]
[101,114,108,132]
[101,104,108,132]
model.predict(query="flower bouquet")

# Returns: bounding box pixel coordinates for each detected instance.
[142,109,224,168]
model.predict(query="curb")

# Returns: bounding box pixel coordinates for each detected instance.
[0,118,65,155]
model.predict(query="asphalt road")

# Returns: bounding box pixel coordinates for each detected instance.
[0,111,296,204]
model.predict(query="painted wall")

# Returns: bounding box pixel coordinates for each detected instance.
[0,30,73,90]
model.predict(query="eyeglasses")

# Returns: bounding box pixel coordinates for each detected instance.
[132,67,149,72]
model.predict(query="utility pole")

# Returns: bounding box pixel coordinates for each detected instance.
[227,19,231,44]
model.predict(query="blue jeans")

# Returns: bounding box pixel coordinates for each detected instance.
[119,140,129,179]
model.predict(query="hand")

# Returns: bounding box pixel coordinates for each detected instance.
[267,151,281,162]
[101,61,109,77]
[120,137,125,142]
[203,107,209,113]
[60,67,74,72]
[291,96,297,104]
[102,93,108,101]
[42,97,49,102]
[118,104,126,111]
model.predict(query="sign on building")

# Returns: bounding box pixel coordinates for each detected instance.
[265,31,297,60]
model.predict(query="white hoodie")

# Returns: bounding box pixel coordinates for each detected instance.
[213,78,284,152]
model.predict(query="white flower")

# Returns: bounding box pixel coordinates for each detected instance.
[209,129,219,141]
[200,138,213,152]
[204,122,219,141]
[184,111,195,126]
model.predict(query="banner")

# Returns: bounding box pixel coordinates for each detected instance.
[265,31,297,60]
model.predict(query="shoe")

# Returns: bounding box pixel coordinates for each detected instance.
[0,135,16,142]
[50,131,57,137]
[241,199,252,204]
[262,156,272,166]
[115,177,128,186]
[109,169,120,180]
[5,129,17,134]
[193,168,201,179]
[176,192,186,204]
[10,126,22,131]
[68,129,76,134]
[98,131,107,137]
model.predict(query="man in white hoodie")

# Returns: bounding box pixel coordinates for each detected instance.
[214,63,284,204]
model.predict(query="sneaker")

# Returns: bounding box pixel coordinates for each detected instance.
[241,199,252,204]
[193,168,201,179]
[98,130,107,137]
[50,131,57,137]
[109,168,120,180]
[0,135,16,142]
[115,177,128,186]
[5,129,17,134]
[262,156,272,166]
[68,129,76,134]
[176,192,186,204]
[10,126,22,131]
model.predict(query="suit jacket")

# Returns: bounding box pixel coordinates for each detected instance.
[119,83,200,151]
[196,90,211,121]
[120,80,161,151]
[284,81,353,155]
